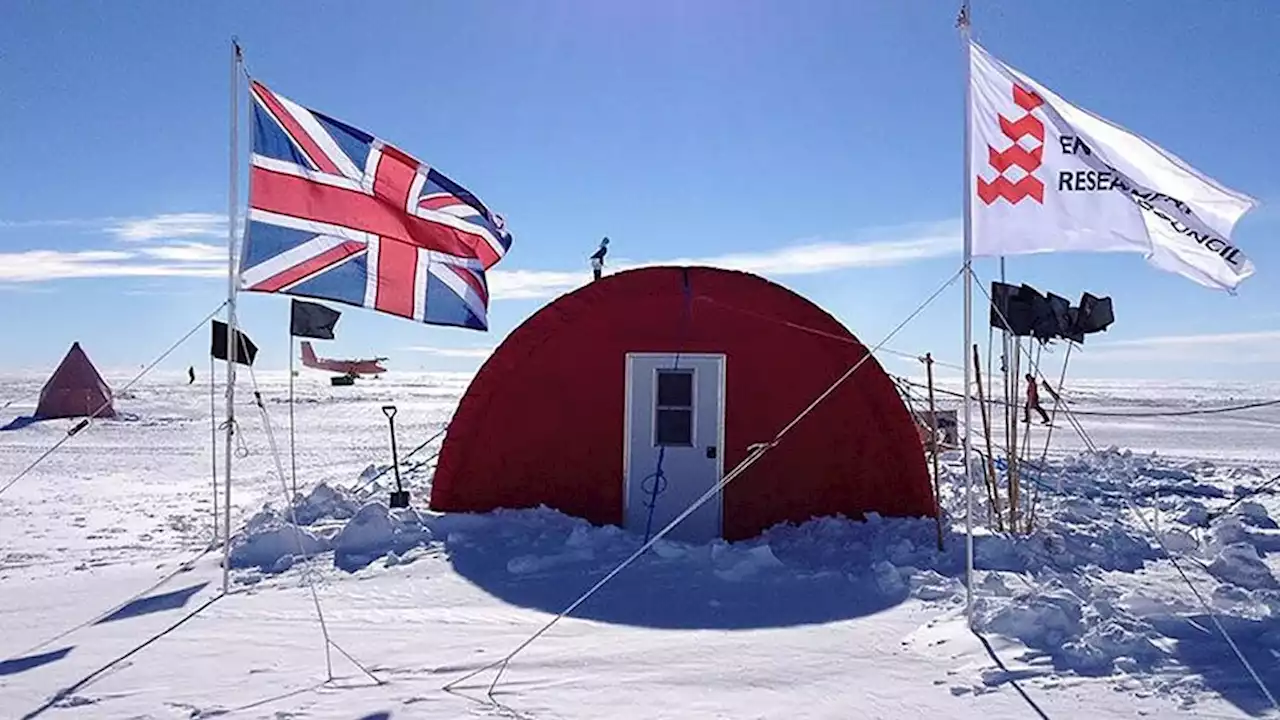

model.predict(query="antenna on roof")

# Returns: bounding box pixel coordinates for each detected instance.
[590,236,610,282]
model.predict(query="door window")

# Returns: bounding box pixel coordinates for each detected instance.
[655,369,694,446]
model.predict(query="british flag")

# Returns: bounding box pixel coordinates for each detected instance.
[238,80,512,331]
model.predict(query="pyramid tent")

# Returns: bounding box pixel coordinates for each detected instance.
[34,342,116,420]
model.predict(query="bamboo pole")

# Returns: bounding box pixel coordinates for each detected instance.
[1041,342,1074,469]
[972,344,1003,531]
[925,353,944,551]
[1028,341,1075,533]
[1001,327,1012,530]
[1018,343,1044,532]
[1008,339,1021,532]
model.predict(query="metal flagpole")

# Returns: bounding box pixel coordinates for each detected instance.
[958,0,976,625]
[222,37,243,594]
[289,328,298,499]
[210,354,218,544]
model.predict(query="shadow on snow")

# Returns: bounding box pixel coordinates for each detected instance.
[0,416,38,431]
[94,582,210,625]
[438,507,961,631]
[1149,613,1280,717]
[0,647,74,678]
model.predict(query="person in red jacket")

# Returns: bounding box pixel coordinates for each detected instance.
[1025,373,1051,425]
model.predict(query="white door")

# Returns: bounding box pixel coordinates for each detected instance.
[624,353,725,544]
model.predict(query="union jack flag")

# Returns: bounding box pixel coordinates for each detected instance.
[238,80,512,331]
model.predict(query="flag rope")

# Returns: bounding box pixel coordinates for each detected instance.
[442,266,965,701]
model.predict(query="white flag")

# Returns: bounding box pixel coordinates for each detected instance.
[968,40,1257,291]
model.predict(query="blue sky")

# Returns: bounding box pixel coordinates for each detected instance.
[1,0,1277,381]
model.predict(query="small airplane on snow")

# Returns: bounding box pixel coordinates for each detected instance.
[300,341,387,381]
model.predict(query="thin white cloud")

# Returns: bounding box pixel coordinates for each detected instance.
[0,210,228,283]
[0,249,223,283]
[0,217,119,230]
[0,212,229,242]
[135,242,226,263]
[0,283,58,294]
[120,287,206,297]
[1093,329,1280,348]
[488,222,960,301]
[403,345,495,359]
[108,213,226,242]
[1,215,959,299]
[653,234,958,275]
[488,269,590,300]
[1080,329,1280,365]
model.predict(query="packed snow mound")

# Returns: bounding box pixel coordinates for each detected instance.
[1207,543,1278,590]
[976,584,1085,654]
[227,506,330,571]
[220,446,1280,709]
[333,502,433,571]
[929,448,1280,708]
[289,481,362,525]
[971,579,1164,677]
[229,483,438,574]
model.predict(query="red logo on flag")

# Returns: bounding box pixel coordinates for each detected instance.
[977,84,1045,205]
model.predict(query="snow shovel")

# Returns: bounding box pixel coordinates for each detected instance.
[382,404,410,508]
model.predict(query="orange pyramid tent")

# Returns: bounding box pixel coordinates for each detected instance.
[34,342,116,420]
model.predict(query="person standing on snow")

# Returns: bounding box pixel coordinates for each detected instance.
[1024,372,1050,425]
[188,366,195,385]
[589,236,609,281]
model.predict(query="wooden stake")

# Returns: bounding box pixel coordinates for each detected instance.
[972,344,1004,531]
[925,353,944,551]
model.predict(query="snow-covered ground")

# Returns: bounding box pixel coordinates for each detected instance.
[3,369,1280,719]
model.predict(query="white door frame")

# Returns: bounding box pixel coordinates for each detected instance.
[622,352,727,539]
